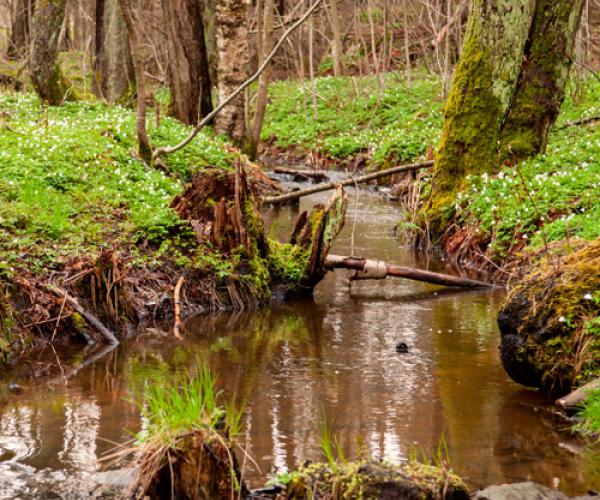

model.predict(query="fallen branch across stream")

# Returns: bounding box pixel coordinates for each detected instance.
[556,378,600,409]
[263,160,434,205]
[325,255,496,289]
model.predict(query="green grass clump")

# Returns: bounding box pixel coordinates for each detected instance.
[135,362,243,446]
[0,91,234,272]
[262,73,442,167]
[574,388,600,438]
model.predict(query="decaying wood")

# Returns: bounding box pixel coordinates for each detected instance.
[263,160,434,205]
[325,255,495,288]
[173,276,185,340]
[558,115,600,130]
[273,167,330,183]
[45,286,119,344]
[556,378,600,409]
[288,186,349,291]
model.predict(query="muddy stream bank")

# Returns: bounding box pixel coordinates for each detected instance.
[0,175,598,498]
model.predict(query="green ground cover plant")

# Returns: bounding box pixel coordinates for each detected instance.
[0,92,234,274]
[262,73,443,166]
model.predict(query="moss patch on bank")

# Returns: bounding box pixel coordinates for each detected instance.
[498,240,600,395]
[277,460,469,499]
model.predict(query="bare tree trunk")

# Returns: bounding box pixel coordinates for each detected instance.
[215,0,250,145]
[428,0,533,231]
[248,0,275,159]
[30,0,72,105]
[499,0,586,164]
[102,0,135,103]
[7,0,34,60]
[118,0,152,163]
[403,0,411,89]
[93,0,106,98]
[329,0,342,77]
[162,0,213,125]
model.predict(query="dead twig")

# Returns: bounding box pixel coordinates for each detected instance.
[173,276,185,340]
[44,285,119,345]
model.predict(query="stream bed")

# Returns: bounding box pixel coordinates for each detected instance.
[0,181,598,498]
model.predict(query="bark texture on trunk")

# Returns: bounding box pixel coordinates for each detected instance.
[7,0,34,60]
[93,0,106,98]
[162,0,213,125]
[215,0,250,145]
[499,0,585,164]
[330,0,343,76]
[118,0,152,163]
[429,0,534,227]
[30,0,72,105]
[248,0,275,159]
[102,0,135,103]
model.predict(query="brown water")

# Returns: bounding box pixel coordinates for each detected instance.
[0,182,598,498]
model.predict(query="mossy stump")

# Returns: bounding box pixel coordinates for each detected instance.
[283,460,469,500]
[498,240,600,396]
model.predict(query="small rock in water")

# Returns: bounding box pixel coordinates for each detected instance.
[396,342,409,353]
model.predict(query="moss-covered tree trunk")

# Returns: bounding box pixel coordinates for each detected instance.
[30,0,72,105]
[215,0,250,145]
[162,0,213,125]
[499,0,585,164]
[428,0,534,231]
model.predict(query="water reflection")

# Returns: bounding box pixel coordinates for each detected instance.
[0,189,597,496]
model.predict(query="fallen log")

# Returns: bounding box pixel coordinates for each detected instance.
[325,255,496,288]
[273,167,330,183]
[556,378,600,409]
[45,286,119,345]
[263,160,434,205]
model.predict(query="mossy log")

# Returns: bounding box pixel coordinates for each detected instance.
[498,240,600,396]
[282,461,469,500]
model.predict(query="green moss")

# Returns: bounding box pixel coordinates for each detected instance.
[428,0,533,234]
[503,240,600,390]
[498,0,584,163]
[285,460,469,499]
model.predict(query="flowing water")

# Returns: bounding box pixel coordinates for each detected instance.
[0,178,598,498]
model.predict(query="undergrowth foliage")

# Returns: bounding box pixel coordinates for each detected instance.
[0,92,234,273]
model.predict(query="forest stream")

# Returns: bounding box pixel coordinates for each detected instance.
[0,174,598,498]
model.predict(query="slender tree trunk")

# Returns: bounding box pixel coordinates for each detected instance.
[428,0,534,229]
[329,0,343,77]
[215,0,250,145]
[162,0,213,125]
[7,0,34,60]
[118,0,152,163]
[93,0,106,98]
[30,0,72,105]
[499,0,586,164]
[248,0,275,159]
[102,0,135,103]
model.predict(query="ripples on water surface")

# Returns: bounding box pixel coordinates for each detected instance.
[0,185,598,497]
